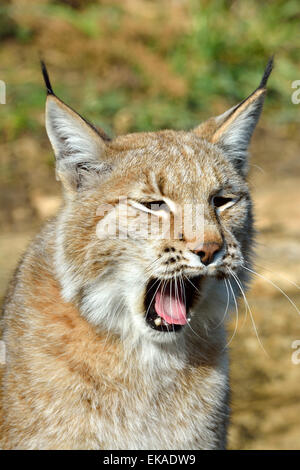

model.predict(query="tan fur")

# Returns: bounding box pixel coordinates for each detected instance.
[1,225,227,449]
[0,65,271,449]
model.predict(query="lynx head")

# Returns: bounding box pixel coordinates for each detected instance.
[43,60,273,344]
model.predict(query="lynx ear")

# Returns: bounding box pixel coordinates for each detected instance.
[41,61,112,192]
[194,58,273,175]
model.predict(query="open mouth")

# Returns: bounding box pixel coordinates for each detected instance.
[144,277,201,333]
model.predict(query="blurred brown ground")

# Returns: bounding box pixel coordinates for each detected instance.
[0,0,299,450]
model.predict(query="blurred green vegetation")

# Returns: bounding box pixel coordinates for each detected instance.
[0,0,299,230]
[0,0,299,141]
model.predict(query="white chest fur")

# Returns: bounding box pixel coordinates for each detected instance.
[89,345,229,450]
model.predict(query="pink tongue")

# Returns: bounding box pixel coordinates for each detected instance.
[154,283,187,325]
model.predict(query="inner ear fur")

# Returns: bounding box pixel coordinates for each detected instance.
[194,88,266,143]
[45,94,112,193]
[41,61,113,193]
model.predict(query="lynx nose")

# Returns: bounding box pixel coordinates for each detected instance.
[192,242,222,266]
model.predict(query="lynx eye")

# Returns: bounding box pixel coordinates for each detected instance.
[129,199,169,214]
[212,195,237,211]
[140,200,167,211]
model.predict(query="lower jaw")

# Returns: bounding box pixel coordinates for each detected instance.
[145,303,193,333]
[143,271,235,334]
[144,277,200,333]
[146,315,185,333]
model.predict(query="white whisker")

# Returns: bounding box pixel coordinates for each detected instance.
[230,269,268,357]
[242,265,300,317]
[212,278,230,330]
[145,278,163,322]
[245,260,300,290]
[182,274,202,295]
[180,274,209,344]
[223,278,239,349]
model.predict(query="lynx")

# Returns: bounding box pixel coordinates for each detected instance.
[0,59,273,449]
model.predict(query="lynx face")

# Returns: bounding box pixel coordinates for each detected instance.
[43,61,272,343]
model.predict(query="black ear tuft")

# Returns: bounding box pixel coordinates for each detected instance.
[258,56,274,89]
[41,60,55,95]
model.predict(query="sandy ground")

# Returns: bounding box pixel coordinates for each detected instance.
[0,127,299,449]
